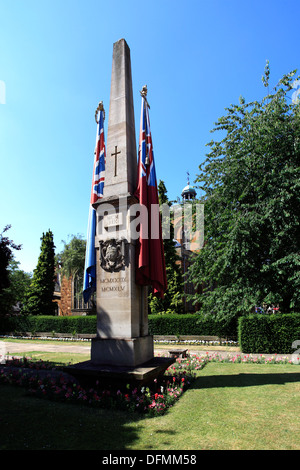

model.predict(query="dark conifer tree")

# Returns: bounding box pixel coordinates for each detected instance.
[23,230,56,315]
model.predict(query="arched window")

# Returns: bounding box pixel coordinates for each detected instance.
[72,273,95,313]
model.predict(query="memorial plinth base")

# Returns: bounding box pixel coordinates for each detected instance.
[63,356,175,389]
[90,335,154,367]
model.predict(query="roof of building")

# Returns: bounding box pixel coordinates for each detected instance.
[181,184,197,198]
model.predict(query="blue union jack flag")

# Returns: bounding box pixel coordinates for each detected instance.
[92,109,106,202]
[138,98,156,188]
[83,106,106,303]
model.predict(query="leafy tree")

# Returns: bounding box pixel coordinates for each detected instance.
[55,234,88,310]
[0,257,32,314]
[23,230,56,315]
[188,64,300,323]
[0,225,21,293]
[149,180,184,314]
[55,234,86,279]
[0,226,22,315]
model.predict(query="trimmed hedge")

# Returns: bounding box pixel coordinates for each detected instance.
[149,314,200,336]
[0,313,236,339]
[0,315,97,336]
[2,313,300,353]
[238,314,300,354]
[148,314,237,339]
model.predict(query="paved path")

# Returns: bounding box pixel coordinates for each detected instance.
[0,339,296,362]
[1,340,91,355]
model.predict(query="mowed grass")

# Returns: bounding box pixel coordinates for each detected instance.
[4,350,91,366]
[0,354,299,450]
[1,338,91,366]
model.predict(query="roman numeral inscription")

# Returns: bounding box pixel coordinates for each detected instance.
[99,276,126,293]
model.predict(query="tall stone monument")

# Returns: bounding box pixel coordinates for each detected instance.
[90,39,153,367]
[65,39,174,385]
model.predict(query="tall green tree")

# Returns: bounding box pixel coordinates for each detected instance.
[23,230,56,315]
[188,65,300,322]
[149,180,184,314]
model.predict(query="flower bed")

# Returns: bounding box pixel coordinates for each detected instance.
[0,357,199,417]
[0,353,298,417]
[200,352,298,364]
[1,356,57,370]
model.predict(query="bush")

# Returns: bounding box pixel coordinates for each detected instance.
[238,314,300,354]
[149,314,197,336]
[0,315,97,336]
[148,313,237,339]
[0,313,235,339]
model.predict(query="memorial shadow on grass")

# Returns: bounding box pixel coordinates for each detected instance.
[0,384,146,450]
[191,371,300,389]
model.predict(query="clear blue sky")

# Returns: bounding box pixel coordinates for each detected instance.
[1,0,299,273]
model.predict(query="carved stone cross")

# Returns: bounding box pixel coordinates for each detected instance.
[111,145,121,176]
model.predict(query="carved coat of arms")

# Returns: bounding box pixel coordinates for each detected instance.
[99,238,126,272]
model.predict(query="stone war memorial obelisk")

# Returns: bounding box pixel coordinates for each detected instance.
[91,38,152,367]
[66,39,174,386]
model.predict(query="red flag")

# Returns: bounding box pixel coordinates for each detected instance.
[135,92,167,298]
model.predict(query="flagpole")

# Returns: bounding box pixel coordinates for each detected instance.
[140,85,150,166]
[139,87,148,336]
[95,100,105,124]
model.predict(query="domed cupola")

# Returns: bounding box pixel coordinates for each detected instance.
[181,172,196,201]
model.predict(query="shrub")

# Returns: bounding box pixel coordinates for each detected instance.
[0,313,236,339]
[0,315,97,336]
[148,313,237,339]
[238,314,300,354]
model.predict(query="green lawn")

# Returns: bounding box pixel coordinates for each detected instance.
[0,360,299,450]
[0,338,91,365]
[4,350,91,366]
